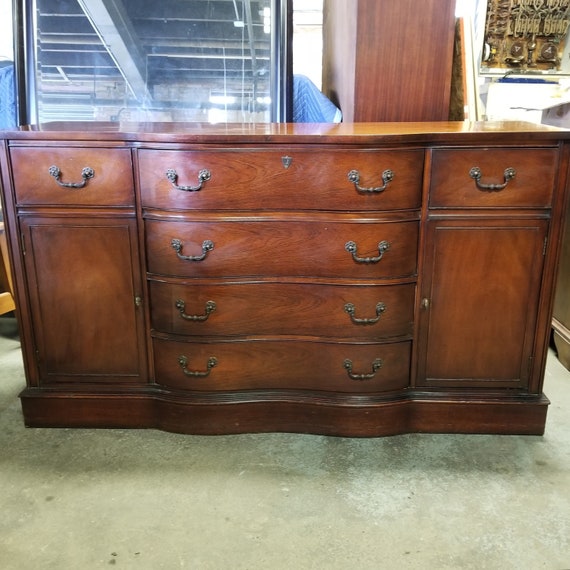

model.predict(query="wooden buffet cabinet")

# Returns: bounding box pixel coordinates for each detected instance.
[0,121,568,436]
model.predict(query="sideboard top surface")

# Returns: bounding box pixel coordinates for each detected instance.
[1,121,569,145]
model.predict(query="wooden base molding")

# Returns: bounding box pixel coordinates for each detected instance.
[19,389,549,436]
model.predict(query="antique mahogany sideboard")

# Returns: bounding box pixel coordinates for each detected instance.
[0,121,568,436]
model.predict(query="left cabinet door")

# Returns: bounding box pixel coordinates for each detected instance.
[20,216,147,384]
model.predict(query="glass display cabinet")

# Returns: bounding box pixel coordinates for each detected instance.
[14,0,294,124]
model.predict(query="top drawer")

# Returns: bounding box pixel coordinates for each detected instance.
[430,148,558,208]
[10,147,134,206]
[138,148,423,212]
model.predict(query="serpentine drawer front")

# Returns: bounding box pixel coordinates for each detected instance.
[148,280,415,339]
[145,217,419,279]
[1,122,568,436]
[138,148,423,211]
[152,337,411,393]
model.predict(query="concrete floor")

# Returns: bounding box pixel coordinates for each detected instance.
[0,316,569,570]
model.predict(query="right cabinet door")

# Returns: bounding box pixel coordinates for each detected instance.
[417,218,548,389]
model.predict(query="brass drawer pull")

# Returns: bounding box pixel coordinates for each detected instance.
[344,302,386,325]
[166,168,211,192]
[348,169,394,193]
[343,358,383,381]
[345,240,390,263]
[48,165,94,188]
[469,166,516,191]
[171,238,214,262]
[175,299,216,321]
[178,355,218,377]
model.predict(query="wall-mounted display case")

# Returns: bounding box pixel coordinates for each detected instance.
[480,0,570,76]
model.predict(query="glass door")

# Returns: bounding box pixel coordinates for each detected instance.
[0,0,15,128]
[16,0,292,124]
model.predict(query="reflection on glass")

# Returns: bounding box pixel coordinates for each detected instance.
[33,0,277,123]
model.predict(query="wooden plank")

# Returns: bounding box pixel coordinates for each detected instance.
[0,292,15,315]
[0,220,16,314]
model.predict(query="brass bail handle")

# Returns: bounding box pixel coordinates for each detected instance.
[166,168,211,192]
[176,299,217,322]
[49,165,94,189]
[343,358,383,381]
[345,240,390,264]
[178,355,218,377]
[171,238,214,262]
[344,302,386,325]
[348,169,394,193]
[469,166,516,192]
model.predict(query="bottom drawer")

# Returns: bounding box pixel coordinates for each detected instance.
[153,338,411,393]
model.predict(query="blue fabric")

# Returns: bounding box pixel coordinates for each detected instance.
[293,74,341,123]
[0,63,17,129]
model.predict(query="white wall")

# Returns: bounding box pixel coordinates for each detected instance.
[0,0,14,60]
[292,0,323,89]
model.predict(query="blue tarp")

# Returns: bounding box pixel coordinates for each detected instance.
[0,63,17,129]
[293,74,342,123]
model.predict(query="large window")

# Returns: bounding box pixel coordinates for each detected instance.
[16,0,306,124]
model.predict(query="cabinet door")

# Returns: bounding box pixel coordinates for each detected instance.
[20,216,147,384]
[417,219,548,389]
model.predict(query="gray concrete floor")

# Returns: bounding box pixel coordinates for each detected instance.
[0,316,569,570]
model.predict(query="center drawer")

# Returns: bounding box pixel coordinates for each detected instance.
[149,280,415,339]
[152,337,411,393]
[138,148,423,211]
[145,217,419,279]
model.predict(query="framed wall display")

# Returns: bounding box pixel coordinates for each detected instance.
[480,0,570,75]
